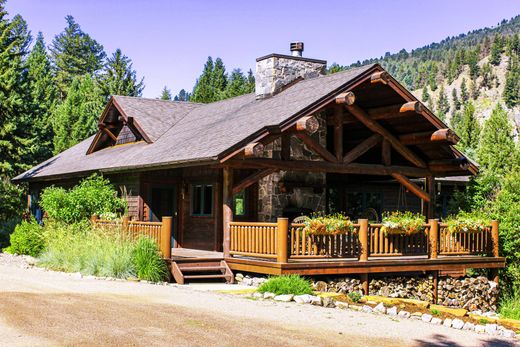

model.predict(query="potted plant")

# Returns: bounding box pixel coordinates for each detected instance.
[444,211,490,233]
[302,213,354,236]
[381,211,425,235]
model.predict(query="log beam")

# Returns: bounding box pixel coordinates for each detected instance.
[391,173,430,202]
[294,132,337,163]
[226,158,430,177]
[333,105,343,161]
[345,103,427,168]
[244,142,265,158]
[382,139,391,166]
[335,91,356,105]
[295,115,319,134]
[330,101,425,125]
[371,71,389,85]
[343,134,381,164]
[232,168,277,195]
[429,158,469,172]
[98,124,118,142]
[400,128,459,145]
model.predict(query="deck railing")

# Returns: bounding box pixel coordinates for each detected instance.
[227,218,500,262]
[91,215,172,258]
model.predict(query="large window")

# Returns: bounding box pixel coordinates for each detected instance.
[191,184,213,216]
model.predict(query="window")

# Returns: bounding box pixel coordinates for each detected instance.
[346,192,382,221]
[234,190,247,216]
[191,184,213,216]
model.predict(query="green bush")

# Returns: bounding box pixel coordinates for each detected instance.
[257,275,313,295]
[132,237,168,282]
[348,291,362,303]
[39,174,127,223]
[4,219,44,257]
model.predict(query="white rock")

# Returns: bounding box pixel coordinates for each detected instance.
[374,302,386,314]
[362,305,373,313]
[452,319,465,329]
[309,295,322,306]
[485,324,498,335]
[462,322,475,331]
[274,294,294,302]
[397,310,410,318]
[431,318,442,325]
[335,301,349,309]
[386,306,398,316]
[293,294,313,304]
[263,292,276,299]
[252,292,264,299]
[443,318,453,327]
[242,278,253,286]
[421,314,432,323]
[475,325,486,334]
[501,329,516,338]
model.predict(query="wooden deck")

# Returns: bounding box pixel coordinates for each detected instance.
[171,248,224,260]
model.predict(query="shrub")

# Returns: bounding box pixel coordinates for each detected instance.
[430,308,440,316]
[348,291,362,303]
[4,219,44,257]
[39,174,127,223]
[132,237,168,282]
[257,275,313,295]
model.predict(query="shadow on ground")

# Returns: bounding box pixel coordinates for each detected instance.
[414,333,517,347]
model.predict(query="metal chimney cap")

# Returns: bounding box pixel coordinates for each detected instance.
[290,42,304,57]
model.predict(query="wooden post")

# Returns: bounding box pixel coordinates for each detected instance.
[429,219,438,259]
[276,218,289,263]
[223,167,233,258]
[425,176,436,219]
[358,219,369,261]
[122,215,130,231]
[161,216,172,259]
[360,273,369,295]
[90,214,98,225]
[432,270,439,304]
[333,105,343,161]
[491,220,499,257]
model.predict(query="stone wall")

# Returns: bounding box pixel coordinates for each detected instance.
[255,55,326,99]
[257,114,327,222]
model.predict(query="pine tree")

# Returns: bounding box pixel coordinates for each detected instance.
[50,15,106,98]
[0,6,33,176]
[503,57,519,108]
[421,86,430,102]
[457,101,480,155]
[469,78,479,99]
[246,69,255,93]
[436,85,449,120]
[52,75,104,154]
[98,48,144,100]
[160,86,172,100]
[460,78,469,103]
[467,47,480,79]
[451,88,461,111]
[174,89,190,101]
[477,103,516,175]
[26,32,57,164]
[212,58,227,93]
[191,57,215,103]
[489,34,503,66]
[224,69,249,98]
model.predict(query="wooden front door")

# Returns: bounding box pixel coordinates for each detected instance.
[149,185,178,247]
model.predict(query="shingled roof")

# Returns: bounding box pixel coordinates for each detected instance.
[14,64,379,182]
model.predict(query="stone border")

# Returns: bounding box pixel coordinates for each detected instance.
[249,291,518,340]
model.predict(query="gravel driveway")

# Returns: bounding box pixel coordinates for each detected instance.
[0,254,516,347]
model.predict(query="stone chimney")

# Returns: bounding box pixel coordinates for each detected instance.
[255,42,327,99]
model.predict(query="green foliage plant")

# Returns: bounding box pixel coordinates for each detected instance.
[302,213,354,236]
[132,237,168,282]
[348,291,362,303]
[499,293,520,320]
[381,211,425,235]
[257,275,313,295]
[444,211,490,234]
[4,219,44,257]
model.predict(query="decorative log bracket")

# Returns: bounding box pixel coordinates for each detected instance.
[232,168,277,194]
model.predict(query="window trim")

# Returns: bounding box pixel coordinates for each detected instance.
[190,183,214,217]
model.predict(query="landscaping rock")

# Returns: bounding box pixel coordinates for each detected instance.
[500,329,516,338]
[335,301,349,309]
[322,297,335,308]
[443,318,453,327]
[386,306,398,316]
[475,325,486,334]
[362,305,373,313]
[293,294,313,304]
[263,292,276,299]
[431,317,442,325]
[462,322,475,331]
[451,319,465,329]
[374,302,386,314]
[421,314,432,323]
[411,312,422,320]
[397,310,410,319]
[274,294,294,302]
[310,295,323,306]
[235,273,244,281]
[349,304,362,311]
[252,292,264,299]
[484,324,498,336]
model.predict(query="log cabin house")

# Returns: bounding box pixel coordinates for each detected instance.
[14,43,504,294]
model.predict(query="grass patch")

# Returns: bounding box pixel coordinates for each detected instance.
[257,275,313,295]
[348,291,362,303]
[430,308,440,316]
[499,294,520,320]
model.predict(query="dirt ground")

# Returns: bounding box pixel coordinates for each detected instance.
[0,256,517,346]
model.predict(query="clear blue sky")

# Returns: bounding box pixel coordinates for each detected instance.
[7,0,520,98]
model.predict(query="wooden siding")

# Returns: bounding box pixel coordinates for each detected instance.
[108,173,140,220]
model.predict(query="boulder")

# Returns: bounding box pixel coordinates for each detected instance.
[335,301,349,309]
[462,322,475,331]
[310,295,323,306]
[451,319,465,329]
[421,314,432,323]
[386,306,398,316]
[443,318,452,327]
[362,305,373,313]
[485,324,498,336]
[263,292,276,299]
[431,317,442,325]
[397,310,410,318]
[294,294,313,304]
[475,325,486,334]
[374,302,386,314]
[274,294,294,302]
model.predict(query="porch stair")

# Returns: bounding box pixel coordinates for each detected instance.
[170,258,234,284]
